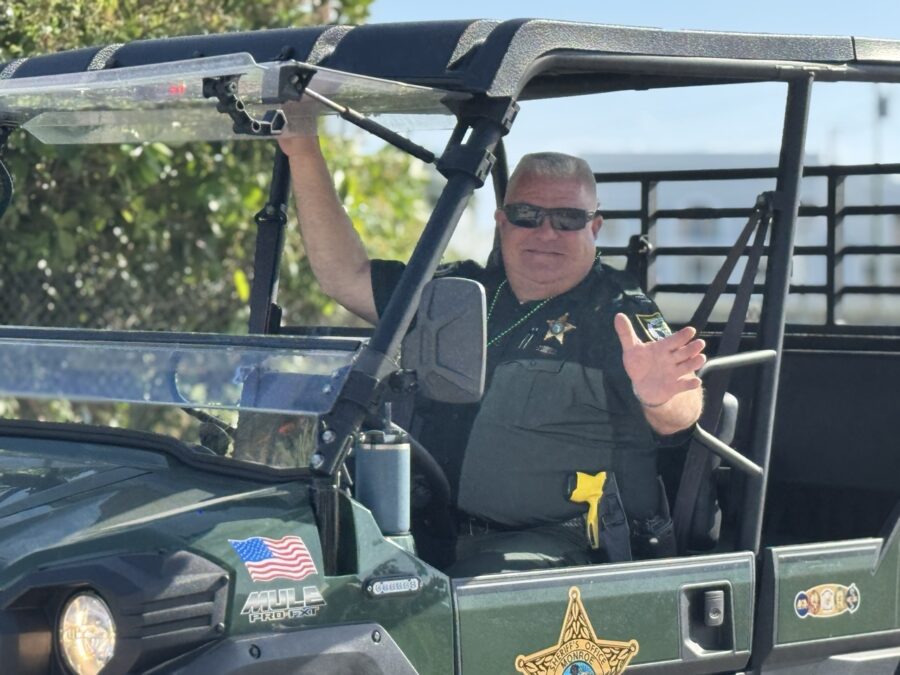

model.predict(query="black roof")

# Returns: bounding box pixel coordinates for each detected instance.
[4,19,900,99]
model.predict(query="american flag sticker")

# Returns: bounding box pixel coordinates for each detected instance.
[229,535,318,583]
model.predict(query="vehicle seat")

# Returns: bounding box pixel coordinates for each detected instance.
[689,392,739,551]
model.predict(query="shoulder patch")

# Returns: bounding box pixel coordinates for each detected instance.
[635,312,672,341]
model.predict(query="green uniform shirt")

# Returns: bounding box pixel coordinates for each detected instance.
[371,254,678,528]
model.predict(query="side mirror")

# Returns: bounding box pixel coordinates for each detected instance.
[401,277,486,404]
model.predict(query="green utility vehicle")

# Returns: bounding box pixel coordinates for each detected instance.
[0,18,898,675]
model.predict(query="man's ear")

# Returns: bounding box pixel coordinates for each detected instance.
[591,215,603,237]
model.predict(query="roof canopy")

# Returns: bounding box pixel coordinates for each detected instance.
[4,19,900,101]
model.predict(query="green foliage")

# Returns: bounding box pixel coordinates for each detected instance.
[0,1,372,59]
[0,0,431,333]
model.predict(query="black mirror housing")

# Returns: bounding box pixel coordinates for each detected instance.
[401,277,486,404]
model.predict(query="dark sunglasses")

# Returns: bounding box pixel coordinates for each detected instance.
[502,203,600,231]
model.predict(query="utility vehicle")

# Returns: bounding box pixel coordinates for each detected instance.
[0,18,898,674]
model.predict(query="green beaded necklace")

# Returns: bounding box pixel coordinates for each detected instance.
[486,251,600,348]
[486,279,554,347]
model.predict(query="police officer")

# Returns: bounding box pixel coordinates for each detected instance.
[279,132,705,574]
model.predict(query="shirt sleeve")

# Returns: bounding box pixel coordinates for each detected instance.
[370,259,407,318]
[606,269,695,446]
[619,290,674,344]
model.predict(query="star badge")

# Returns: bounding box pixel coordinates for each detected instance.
[515,587,639,675]
[544,312,576,345]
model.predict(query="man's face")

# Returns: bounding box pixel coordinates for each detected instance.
[496,172,601,297]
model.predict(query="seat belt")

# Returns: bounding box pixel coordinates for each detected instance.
[671,191,780,552]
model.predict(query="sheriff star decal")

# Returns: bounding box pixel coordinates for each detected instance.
[545,312,576,345]
[515,587,639,675]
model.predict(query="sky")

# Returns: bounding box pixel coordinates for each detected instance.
[359,1,900,256]
[364,0,900,163]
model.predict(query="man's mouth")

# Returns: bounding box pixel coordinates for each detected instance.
[523,249,564,257]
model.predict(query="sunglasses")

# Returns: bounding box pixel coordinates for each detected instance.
[502,203,600,231]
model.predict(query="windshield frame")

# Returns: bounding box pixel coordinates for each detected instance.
[0,417,317,482]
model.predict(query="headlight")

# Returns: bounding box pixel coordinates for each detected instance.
[58,592,116,675]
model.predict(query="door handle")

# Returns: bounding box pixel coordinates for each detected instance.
[680,582,736,658]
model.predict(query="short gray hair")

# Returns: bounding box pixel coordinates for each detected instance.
[506,152,597,204]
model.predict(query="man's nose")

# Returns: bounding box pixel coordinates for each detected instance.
[534,216,559,240]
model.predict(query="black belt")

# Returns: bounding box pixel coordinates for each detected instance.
[457,513,516,535]
[456,512,674,561]
[457,513,583,536]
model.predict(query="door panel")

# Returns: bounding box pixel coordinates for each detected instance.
[453,552,754,674]
[754,537,900,672]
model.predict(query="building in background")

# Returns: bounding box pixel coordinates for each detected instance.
[586,153,900,325]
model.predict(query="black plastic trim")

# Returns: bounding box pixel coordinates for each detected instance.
[760,629,900,669]
[111,28,332,70]
[0,419,314,483]
[160,623,419,674]
[1,550,229,675]
[0,326,361,351]
[320,20,480,81]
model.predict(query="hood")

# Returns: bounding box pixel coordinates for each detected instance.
[0,432,308,572]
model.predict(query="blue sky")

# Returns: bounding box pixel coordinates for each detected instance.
[366,1,900,164]
[363,2,900,255]
[368,1,899,38]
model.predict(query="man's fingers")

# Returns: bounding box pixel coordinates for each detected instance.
[662,324,697,350]
[674,339,706,364]
[614,313,642,350]
[674,354,707,377]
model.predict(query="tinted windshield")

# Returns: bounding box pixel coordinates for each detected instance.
[0,331,359,471]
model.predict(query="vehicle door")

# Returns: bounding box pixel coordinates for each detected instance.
[452,551,754,673]
[751,532,900,672]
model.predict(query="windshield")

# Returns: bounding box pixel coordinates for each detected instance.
[0,52,459,474]
[0,331,359,471]
[0,53,468,144]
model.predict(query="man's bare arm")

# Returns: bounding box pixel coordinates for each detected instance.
[635,387,704,437]
[278,134,378,323]
[613,313,705,436]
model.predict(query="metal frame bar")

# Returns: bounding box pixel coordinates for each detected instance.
[640,180,658,294]
[247,147,291,335]
[740,75,814,553]
[366,119,507,359]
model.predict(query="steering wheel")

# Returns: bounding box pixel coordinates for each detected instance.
[405,432,458,566]
[407,433,452,512]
